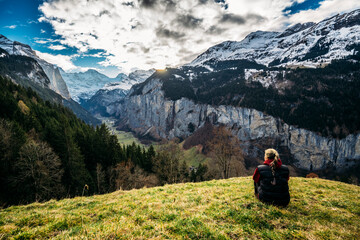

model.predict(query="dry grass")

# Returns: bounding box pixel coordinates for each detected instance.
[0,177,359,239]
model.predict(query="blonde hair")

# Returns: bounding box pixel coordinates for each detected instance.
[264,148,280,179]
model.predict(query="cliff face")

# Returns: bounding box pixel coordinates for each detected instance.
[117,78,360,171]
[38,61,71,99]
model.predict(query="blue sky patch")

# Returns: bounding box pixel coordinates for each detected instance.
[283,0,325,16]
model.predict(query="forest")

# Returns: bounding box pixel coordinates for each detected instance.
[0,76,209,206]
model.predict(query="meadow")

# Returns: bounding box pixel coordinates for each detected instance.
[0,177,359,239]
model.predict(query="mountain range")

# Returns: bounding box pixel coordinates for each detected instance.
[79,69,155,116]
[111,9,360,173]
[60,68,154,103]
[0,35,153,125]
[0,9,359,176]
[189,9,360,69]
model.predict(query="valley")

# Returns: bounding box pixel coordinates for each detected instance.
[0,2,360,239]
[98,116,142,146]
[0,5,359,206]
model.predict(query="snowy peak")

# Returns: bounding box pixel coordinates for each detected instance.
[61,68,155,102]
[102,69,155,91]
[0,35,36,58]
[60,69,115,102]
[189,9,360,68]
[114,73,127,81]
[318,8,360,31]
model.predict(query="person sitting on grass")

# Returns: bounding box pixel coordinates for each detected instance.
[253,148,290,206]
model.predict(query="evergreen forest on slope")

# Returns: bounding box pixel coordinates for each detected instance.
[0,76,207,206]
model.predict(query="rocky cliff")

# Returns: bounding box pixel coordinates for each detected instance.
[37,60,70,99]
[117,78,360,171]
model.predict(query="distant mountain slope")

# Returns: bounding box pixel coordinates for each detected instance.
[189,9,360,69]
[61,69,155,103]
[79,69,155,116]
[0,34,70,99]
[0,177,359,239]
[0,35,100,125]
[60,69,121,102]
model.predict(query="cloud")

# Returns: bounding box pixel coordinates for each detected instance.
[220,13,246,24]
[155,27,185,39]
[35,40,48,44]
[174,14,203,28]
[4,25,17,29]
[34,38,61,45]
[40,29,46,34]
[38,0,360,72]
[35,51,83,72]
[48,44,67,51]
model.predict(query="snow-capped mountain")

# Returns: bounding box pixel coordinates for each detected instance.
[81,69,155,116]
[102,69,156,91]
[60,69,155,103]
[60,69,121,102]
[0,35,70,99]
[189,9,360,69]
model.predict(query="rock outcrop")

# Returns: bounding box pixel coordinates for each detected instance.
[117,78,360,171]
[37,60,70,99]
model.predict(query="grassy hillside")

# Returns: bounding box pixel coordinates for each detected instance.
[1,177,359,239]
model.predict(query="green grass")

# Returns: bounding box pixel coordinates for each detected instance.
[114,130,142,146]
[100,117,143,146]
[1,177,359,239]
[181,145,209,167]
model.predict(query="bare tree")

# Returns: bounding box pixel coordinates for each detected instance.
[208,126,244,179]
[109,162,158,191]
[13,139,64,202]
[96,163,107,194]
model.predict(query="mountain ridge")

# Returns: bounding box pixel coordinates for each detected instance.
[188,9,360,69]
[0,35,100,125]
[0,34,71,99]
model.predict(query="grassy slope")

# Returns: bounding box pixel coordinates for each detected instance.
[114,131,143,146]
[180,144,209,167]
[0,177,359,239]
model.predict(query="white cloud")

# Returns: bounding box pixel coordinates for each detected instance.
[35,51,85,72]
[4,25,17,29]
[48,44,67,51]
[35,40,48,44]
[287,0,360,24]
[40,29,46,34]
[38,0,360,72]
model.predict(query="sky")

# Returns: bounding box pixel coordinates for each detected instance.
[1,0,359,77]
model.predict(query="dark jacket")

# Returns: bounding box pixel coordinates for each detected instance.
[255,164,290,206]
